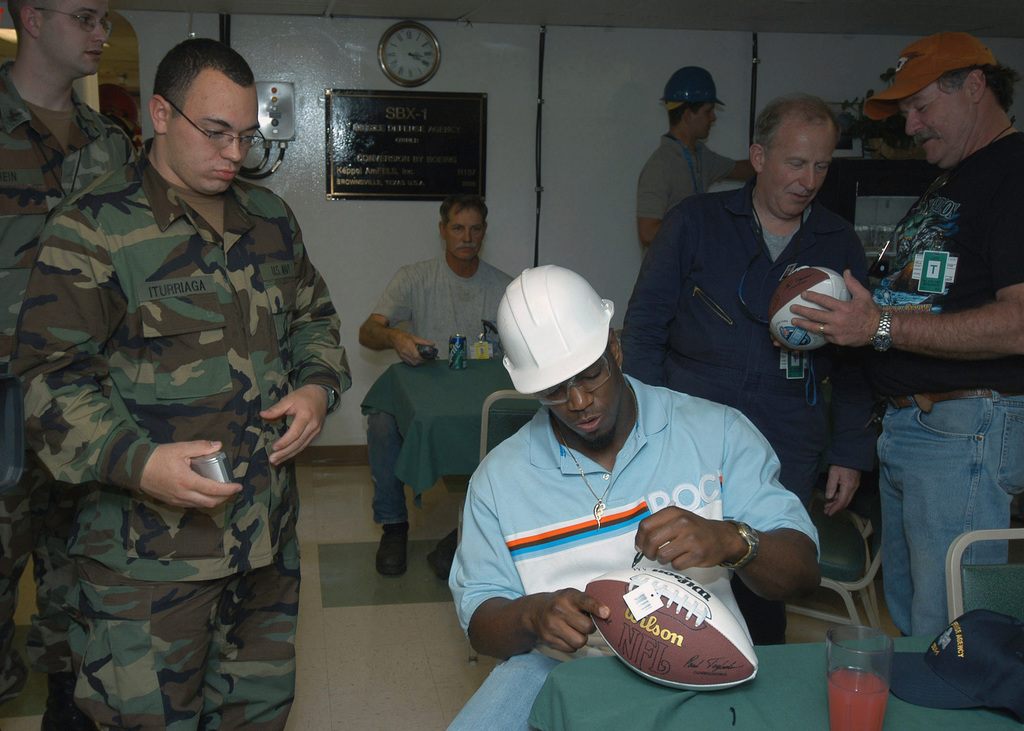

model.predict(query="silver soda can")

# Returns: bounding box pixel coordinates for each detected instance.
[448,334,467,370]
[191,451,232,482]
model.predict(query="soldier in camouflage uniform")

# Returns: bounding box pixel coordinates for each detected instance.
[0,2,133,727]
[12,38,350,730]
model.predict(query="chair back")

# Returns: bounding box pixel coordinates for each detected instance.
[788,487,883,627]
[479,390,539,461]
[0,374,25,492]
[945,528,1024,623]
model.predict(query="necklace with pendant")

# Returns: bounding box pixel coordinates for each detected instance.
[552,385,638,529]
[554,420,613,528]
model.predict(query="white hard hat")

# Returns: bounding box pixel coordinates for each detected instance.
[498,265,614,394]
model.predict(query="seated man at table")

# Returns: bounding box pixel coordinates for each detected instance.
[359,193,513,577]
[448,265,820,730]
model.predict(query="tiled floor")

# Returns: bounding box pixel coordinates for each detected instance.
[0,463,902,730]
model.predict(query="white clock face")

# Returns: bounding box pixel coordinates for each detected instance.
[380,23,440,87]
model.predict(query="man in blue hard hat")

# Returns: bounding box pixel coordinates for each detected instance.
[636,66,754,248]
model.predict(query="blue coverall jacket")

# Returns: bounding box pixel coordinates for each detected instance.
[622,179,877,504]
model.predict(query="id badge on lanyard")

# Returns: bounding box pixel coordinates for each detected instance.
[780,349,806,379]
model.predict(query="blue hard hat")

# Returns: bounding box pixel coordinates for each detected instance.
[661,66,723,107]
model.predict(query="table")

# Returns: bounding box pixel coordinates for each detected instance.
[528,636,1021,730]
[361,358,521,496]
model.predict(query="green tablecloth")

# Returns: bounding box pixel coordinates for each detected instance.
[528,636,1021,730]
[361,358,517,495]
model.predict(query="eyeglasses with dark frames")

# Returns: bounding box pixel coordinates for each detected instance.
[165,99,265,151]
[535,355,613,405]
[32,7,113,36]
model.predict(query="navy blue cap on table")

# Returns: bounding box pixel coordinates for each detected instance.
[889,609,1024,721]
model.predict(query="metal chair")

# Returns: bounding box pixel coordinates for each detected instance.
[945,527,1024,623]
[787,488,883,628]
[461,389,539,663]
[0,374,24,493]
[479,389,541,462]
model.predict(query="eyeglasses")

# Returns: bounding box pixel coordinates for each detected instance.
[166,99,265,151]
[736,250,770,326]
[32,7,113,36]
[536,355,612,405]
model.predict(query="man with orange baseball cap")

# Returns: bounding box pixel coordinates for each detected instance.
[787,32,1024,639]
[863,33,998,120]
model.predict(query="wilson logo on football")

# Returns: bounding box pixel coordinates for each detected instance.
[625,610,687,647]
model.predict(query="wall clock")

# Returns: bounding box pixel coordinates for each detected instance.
[378,21,441,87]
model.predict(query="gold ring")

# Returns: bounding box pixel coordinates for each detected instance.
[818,323,825,334]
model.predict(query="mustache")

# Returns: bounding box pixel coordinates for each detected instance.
[914,130,939,146]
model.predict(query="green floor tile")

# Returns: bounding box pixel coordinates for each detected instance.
[0,625,47,717]
[318,541,454,607]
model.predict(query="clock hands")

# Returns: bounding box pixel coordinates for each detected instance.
[380,22,439,85]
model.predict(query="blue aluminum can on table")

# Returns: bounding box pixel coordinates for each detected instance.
[448,334,467,370]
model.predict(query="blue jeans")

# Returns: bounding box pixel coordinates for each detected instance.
[448,653,561,731]
[877,392,1024,637]
[367,410,408,525]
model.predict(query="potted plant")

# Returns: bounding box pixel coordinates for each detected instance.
[840,68,922,159]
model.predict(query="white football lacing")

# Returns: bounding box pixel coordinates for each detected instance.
[627,575,711,627]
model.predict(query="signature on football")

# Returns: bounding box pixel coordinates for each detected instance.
[685,655,744,674]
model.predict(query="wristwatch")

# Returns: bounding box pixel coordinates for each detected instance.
[720,521,759,569]
[320,385,339,414]
[871,311,893,352]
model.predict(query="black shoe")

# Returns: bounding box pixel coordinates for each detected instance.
[426,528,458,580]
[41,671,98,731]
[376,522,409,575]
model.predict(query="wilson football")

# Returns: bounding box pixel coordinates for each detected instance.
[768,266,850,351]
[586,567,757,690]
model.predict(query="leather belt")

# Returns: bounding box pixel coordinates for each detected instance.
[887,389,1023,414]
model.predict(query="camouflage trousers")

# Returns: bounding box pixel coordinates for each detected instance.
[0,449,79,704]
[70,548,300,731]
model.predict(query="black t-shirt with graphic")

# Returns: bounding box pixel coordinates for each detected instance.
[867,132,1024,396]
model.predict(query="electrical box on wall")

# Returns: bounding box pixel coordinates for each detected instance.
[256,82,295,141]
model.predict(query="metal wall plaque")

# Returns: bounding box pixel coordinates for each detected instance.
[326,89,486,200]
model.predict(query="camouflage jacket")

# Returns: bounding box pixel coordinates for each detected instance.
[12,150,350,581]
[0,61,134,366]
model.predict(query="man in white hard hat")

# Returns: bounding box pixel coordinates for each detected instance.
[636,66,754,249]
[448,265,819,729]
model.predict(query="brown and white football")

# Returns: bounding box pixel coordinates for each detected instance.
[586,567,758,690]
[768,266,850,351]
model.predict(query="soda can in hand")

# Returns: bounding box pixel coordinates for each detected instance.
[190,451,232,483]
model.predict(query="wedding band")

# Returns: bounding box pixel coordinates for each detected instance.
[818,323,825,334]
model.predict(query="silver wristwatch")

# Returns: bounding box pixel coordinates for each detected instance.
[871,311,893,352]
[720,521,759,569]
[320,385,339,414]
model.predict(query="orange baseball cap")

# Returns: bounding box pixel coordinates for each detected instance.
[863,32,996,120]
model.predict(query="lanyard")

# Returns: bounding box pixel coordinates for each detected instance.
[737,203,807,325]
[668,135,702,194]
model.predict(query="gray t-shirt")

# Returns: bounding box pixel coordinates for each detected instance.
[636,135,736,219]
[372,255,513,346]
